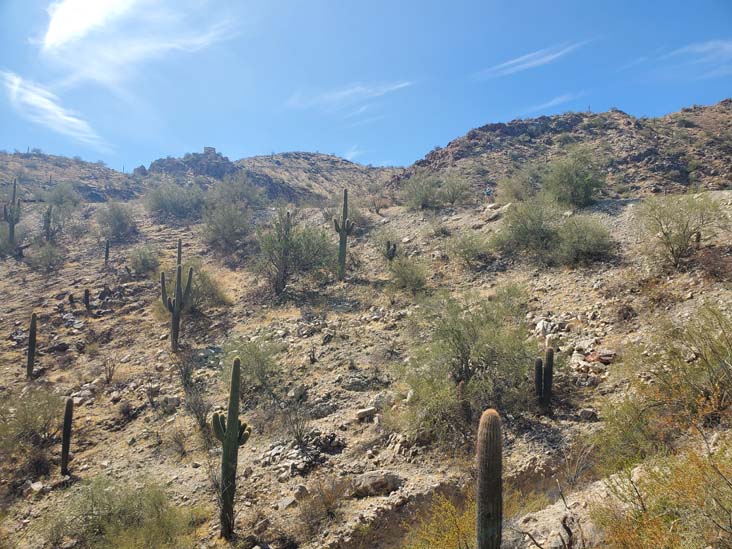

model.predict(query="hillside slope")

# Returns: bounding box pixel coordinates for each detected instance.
[391,98,732,197]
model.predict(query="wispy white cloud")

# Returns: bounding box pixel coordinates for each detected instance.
[474,42,586,79]
[39,0,237,93]
[343,145,364,161]
[663,39,732,79]
[523,91,586,114]
[286,81,412,111]
[619,40,732,79]
[2,71,108,150]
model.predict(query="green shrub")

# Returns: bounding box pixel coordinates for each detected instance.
[96,202,137,241]
[27,242,64,272]
[495,164,544,204]
[493,195,562,264]
[389,256,428,293]
[635,192,727,268]
[223,337,281,406]
[145,183,204,222]
[45,182,81,208]
[449,231,493,270]
[46,476,204,548]
[556,215,612,264]
[543,145,605,207]
[402,174,441,210]
[439,175,471,206]
[0,387,63,449]
[128,245,159,275]
[398,286,531,444]
[495,196,612,266]
[203,201,251,250]
[257,208,336,295]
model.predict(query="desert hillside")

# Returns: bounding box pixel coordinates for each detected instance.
[1,100,732,549]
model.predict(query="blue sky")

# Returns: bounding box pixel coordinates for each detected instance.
[1,0,731,171]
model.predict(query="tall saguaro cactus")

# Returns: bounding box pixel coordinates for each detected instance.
[534,348,554,411]
[3,178,21,246]
[160,239,193,351]
[104,240,110,267]
[333,188,355,281]
[61,398,74,476]
[27,312,37,379]
[476,408,502,549]
[212,358,252,539]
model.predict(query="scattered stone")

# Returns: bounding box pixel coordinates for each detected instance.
[351,470,404,498]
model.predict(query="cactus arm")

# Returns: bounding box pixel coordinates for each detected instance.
[534,358,543,399]
[542,348,554,409]
[160,272,168,307]
[183,267,193,303]
[213,413,226,442]
[334,218,340,233]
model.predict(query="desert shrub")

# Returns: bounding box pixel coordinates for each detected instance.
[45,182,81,209]
[296,477,350,539]
[591,304,732,478]
[96,202,137,241]
[398,286,532,444]
[635,192,727,268]
[46,476,204,548]
[257,208,336,295]
[593,444,732,548]
[160,259,230,314]
[389,256,428,293]
[27,242,64,272]
[495,197,612,266]
[223,337,281,406]
[145,183,204,222]
[403,494,474,549]
[40,183,81,241]
[402,174,441,210]
[449,231,493,270]
[439,175,471,206]
[128,244,159,275]
[495,164,544,204]
[555,215,612,264]
[543,145,605,207]
[0,387,62,449]
[203,200,251,250]
[493,195,562,263]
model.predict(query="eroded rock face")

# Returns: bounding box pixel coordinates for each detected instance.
[351,470,404,498]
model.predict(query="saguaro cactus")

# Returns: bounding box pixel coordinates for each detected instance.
[27,312,37,379]
[61,398,73,476]
[3,178,21,246]
[333,188,355,281]
[385,240,397,261]
[212,358,252,539]
[104,240,110,267]
[83,289,91,311]
[160,239,193,351]
[476,408,502,549]
[534,348,554,410]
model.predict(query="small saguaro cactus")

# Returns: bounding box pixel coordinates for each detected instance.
[83,289,91,311]
[104,239,110,267]
[534,348,554,410]
[160,239,193,351]
[212,358,252,539]
[61,398,73,476]
[4,178,21,246]
[476,408,502,549]
[385,240,397,261]
[27,312,37,379]
[333,188,355,281]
